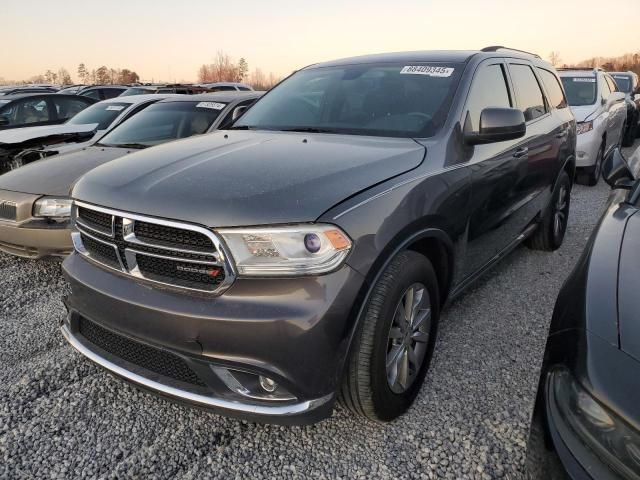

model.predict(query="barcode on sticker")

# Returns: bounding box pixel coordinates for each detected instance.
[573,78,595,83]
[106,105,125,111]
[196,102,225,110]
[400,66,454,77]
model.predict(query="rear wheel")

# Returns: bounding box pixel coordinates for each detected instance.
[339,251,439,422]
[526,170,571,251]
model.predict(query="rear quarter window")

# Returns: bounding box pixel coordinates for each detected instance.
[509,64,547,121]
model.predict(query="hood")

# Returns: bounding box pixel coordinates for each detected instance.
[0,123,98,147]
[569,105,600,123]
[617,211,640,362]
[0,146,131,196]
[72,130,426,227]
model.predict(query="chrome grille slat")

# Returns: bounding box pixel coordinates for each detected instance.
[0,200,17,221]
[72,201,235,294]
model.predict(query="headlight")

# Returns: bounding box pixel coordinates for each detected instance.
[217,224,352,276]
[33,197,72,217]
[577,121,593,135]
[551,368,640,479]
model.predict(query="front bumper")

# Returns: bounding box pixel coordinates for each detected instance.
[61,252,366,424]
[0,190,71,258]
[575,128,602,169]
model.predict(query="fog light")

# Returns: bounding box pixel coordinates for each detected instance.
[259,375,277,393]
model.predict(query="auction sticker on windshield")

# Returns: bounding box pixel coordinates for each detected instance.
[400,66,454,77]
[106,105,125,111]
[573,78,596,82]
[196,102,226,110]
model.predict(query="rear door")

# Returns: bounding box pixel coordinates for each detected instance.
[604,74,626,147]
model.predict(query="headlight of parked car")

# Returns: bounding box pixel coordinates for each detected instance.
[33,197,73,217]
[577,121,593,135]
[217,224,352,276]
[551,368,640,479]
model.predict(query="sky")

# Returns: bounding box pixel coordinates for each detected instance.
[2,0,638,83]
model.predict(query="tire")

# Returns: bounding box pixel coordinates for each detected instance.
[525,170,572,251]
[339,251,440,422]
[576,142,604,186]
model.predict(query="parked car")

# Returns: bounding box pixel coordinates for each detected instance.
[60,47,576,424]
[559,68,627,185]
[0,94,180,174]
[120,84,212,96]
[198,82,254,91]
[0,91,262,258]
[611,71,640,145]
[0,94,95,130]
[526,147,640,479]
[77,85,128,100]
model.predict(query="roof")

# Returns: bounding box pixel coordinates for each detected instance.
[156,91,265,103]
[200,82,253,88]
[97,93,181,105]
[308,48,552,70]
[0,92,79,101]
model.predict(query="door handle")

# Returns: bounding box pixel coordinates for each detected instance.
[513,147,529,158]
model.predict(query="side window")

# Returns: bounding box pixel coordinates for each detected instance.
[52,97,90,121]
[465,64,511,132]
[82,90,101,100]
[509,64,547,121]
[600,76,611,99]
[537,69,567,109]
[14,98,51,125]
[102,88,124,99]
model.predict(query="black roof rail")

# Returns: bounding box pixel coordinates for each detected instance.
[481,46,541,59]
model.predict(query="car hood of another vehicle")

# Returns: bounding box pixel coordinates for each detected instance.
[72,130,426,227]
[0,145,131,196]
[0,123,98,147]
[570,104,600,123]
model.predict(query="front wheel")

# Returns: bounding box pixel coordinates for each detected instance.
[526,170,572,251]
[339,251,440,422]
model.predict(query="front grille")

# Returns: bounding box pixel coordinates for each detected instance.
[79,316,206,387]
[80,233,119,268]
[77,206,112,234]
[0,201,17,221]
[73,202,230,293]
[137,255,224,290]
[134,221,213,251]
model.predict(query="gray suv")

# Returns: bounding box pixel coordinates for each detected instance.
[61,47,576,424]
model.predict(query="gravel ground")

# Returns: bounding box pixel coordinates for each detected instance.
[1,141,638,479]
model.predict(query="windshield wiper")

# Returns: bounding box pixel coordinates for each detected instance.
[110,142,148,149]
[278,127,344,134]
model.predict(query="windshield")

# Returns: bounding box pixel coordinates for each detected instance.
[235,63,463,138]
[120,87,156,97]
[612,76,632,93]
[97,101,224,148]
[66,102,130,129]
[560,76,597,106]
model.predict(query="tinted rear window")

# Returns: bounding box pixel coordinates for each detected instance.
[612,76,632,93]
[560,76,597,106]
[509,64,547,121]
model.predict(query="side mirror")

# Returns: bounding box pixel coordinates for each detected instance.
[602,148,635,189]
[465,108,526,145]
[231,105,248,123]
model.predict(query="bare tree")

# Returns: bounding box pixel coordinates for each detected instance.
[58,67,73,85]
[549,51,562,67]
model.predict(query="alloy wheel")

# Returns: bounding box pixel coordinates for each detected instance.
[553,184,568,239]
[386,283,432,394]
